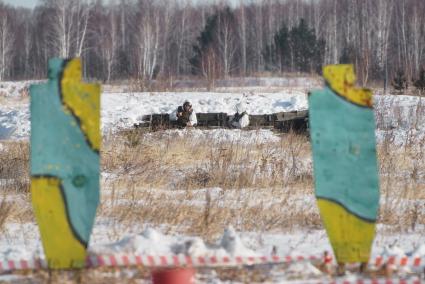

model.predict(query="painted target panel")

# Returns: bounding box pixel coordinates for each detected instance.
[30,58,100,269]
[309,65,379,263]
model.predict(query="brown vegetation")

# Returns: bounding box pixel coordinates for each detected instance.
[0,125,424,239]
[99,128,425,239]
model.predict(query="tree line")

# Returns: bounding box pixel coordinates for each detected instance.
[0,0,424,87]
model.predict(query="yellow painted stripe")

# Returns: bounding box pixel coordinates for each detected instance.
[323,64,373,108]
[31,177,86,269]
[317,199,375,263]
[61,59,101,151]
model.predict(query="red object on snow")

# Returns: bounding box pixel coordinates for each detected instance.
[323,251,332,264]
[152,268,196,284]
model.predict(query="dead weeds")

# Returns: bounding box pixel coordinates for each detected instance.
[0,126,424,237]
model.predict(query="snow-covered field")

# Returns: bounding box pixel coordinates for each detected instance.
[0,79,424,283]
[0,80,424,145]
[0,87,309,139]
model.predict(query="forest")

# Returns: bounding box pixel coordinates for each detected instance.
[0,0,424,87]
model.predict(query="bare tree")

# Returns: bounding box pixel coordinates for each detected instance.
[237,0,247,75]
[201,46,220,91]
[2,0,425,82]
[75,0,90,57]
[216,6,238,78]
[332,0,338,64]
[136,1,161,81]
[374,0,394,72]
[96,5,118,83]
[47,0,73,57]
[176,2,188,76]
[41,0,91,58]
[409,0,425,76]
[172,0,197,76]
[253,2,264,72]
[0,8,14,80]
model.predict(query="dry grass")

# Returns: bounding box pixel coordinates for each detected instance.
[103,75,321,94]
[0,141,30,193]
[0,126,423,284]
[103,129,313,189]
[98,127,425,239]
[373,95,425,231]
[377,132,425,232]
[0,197,12,231]
[100,129,316,239]
[6,267,151,284]
[0,142,33,228]
[10,265,280,284]
[0,142,38,226]
[1,122,424,238]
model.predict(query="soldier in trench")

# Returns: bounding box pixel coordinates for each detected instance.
[170,101,197,127]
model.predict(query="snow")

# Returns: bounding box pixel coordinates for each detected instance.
[90,226,257,258]
[0,222,43,261]
[1,221,424,264]
[0,274,26,282]
[284,261,323,280]
[1,80,424,282]
[411,244,425,257]
[0,89,307,140]
[1,79,423,144]
[101,91,308,132]
[0,218,424,282]
[0,81,33,140]
[0,107,30,140]
[143,128,280,145]
[374,95,425,146]
[0,81,34,98]
[1,223,424,284]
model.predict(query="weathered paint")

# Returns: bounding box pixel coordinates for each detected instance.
[31,177,86,268]
[316,199,376,262]
[309,64,379,263]
[30,58,100,269]
[323,64,373,108]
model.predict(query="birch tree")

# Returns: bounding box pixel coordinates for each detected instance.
[409,0,425,76]
[238,1,247,75]
[216,6,238,77]
[74,0,90,57]
[0,9,14,80]
[374,0,394,73]
[98,7,118,82]
[46,0,73,57]
[1,0,425,81]
[136,0,161,81]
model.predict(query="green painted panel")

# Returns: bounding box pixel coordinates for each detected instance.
[309,64,380,263]
[309,87,379,221]
[30,58,100,252]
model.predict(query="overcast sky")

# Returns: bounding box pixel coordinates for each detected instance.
[3,0,38,8]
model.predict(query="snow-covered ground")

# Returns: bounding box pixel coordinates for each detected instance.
[102,90,308,131]
[142,128,281,145]
[0,81,36,98]
[0,81,423,145]
[0,80,424,282]
[1,220,424,282]
[0,87,309,139]
[2,209,424,262]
